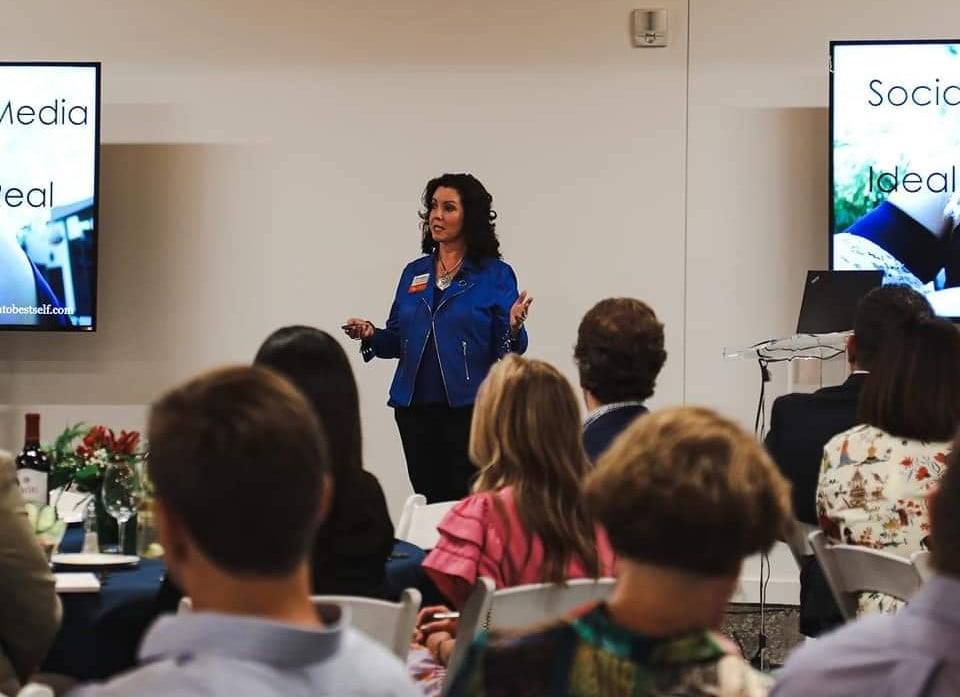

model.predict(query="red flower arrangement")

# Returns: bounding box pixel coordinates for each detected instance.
[47,423,145,494]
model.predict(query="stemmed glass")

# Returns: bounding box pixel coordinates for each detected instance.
[101,460,143,555]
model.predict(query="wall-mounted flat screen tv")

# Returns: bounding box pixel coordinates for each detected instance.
[0,62,100,331]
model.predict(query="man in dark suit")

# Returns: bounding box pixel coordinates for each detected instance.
[574,298,666,462]
[765,284,932,636]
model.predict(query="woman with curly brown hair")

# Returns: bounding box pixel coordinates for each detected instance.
[343,174,533,502]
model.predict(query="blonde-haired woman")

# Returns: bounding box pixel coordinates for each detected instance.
[416,354,615,665]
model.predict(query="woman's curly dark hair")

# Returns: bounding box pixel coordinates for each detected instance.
[419,173,501,260]
[574,298,667,404]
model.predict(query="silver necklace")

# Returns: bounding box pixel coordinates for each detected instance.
[436,255,463,290]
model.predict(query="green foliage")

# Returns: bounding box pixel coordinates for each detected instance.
[45,423,89,491]
[833,140,909,234]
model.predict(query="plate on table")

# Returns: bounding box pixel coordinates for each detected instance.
[51,553,139,568]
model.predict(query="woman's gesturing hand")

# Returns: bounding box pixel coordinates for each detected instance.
[509,290,533,336]
[342,318,375,340]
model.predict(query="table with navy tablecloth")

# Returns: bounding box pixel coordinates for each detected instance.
[41,528,436,680]
[42,524,165,680]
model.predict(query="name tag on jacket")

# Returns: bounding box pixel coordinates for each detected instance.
[408,273,429,293]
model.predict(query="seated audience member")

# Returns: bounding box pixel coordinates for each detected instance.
[70,367,419,697]
[156,326,395,612]
[574,298,666,462]
[0,450,61,696]
[773,432,960,697]
[446,406,792,697]
[417,355,616,665]
[254,326,394,597]
[764,284,931,635]
[818,316,960,616]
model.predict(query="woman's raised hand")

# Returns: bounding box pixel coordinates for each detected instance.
[342,318,375,340]
[509,290,533,335]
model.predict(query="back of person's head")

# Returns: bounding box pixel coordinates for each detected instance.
[574,297,666,405]
[859,317,960,441]
[930,431,960,577]
[584,406,792,576]
[148,365,330,576]
[852,285,933,370]
[254,326,362,487]
[471,354,599,582]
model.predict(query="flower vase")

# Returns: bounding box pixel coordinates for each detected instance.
[94,496,137,555]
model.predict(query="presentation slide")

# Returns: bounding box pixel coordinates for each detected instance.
[0,63,99,331]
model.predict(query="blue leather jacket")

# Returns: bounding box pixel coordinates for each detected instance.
[362,255,528,407]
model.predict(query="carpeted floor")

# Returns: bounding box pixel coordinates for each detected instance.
[721,604,805,670]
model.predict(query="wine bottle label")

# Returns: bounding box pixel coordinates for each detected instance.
[17,469,48,505]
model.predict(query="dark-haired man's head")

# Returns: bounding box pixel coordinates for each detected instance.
[147,366,331,606]
[850,285,933,371]
[574,298,666,410]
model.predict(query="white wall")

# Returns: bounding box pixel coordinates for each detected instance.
[685,0,960,602]
[3,2,959,599]
[0,0,689,525]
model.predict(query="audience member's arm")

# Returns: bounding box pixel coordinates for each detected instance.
[0,452,61,685]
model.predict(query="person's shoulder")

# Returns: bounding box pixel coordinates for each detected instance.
[399,255,432,275]
[771,384,849,413]
[824,422,871,447]
[463,621,574,684]
[330,627,421,695]
[66,660,209,697]
[446,490,500,522]
[773,614,898,695]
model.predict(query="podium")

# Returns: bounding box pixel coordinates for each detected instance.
[722,332,850,610]
[723,332,849,394]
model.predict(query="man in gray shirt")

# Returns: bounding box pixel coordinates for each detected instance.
[772,430,960,697]
[70,366,420,697]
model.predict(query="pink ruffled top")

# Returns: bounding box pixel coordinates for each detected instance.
[422,486,616,608]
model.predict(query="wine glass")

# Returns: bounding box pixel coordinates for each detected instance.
[101,461,143,555]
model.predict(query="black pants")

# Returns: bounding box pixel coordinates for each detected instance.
[394,404,474,503]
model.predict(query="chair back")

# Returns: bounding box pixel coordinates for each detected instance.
[784,520,819,565]
[395,493,457,550]
[312,588,422,659]
[808,529,922,620]
[177,588,422,659]
[911,550,934,583]
[447,576,615,676]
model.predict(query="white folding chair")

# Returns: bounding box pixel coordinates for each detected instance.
[784,519,819,566]
[394,493,457,550]
[808,529,922,620]
[178,588,421,659]
[312,588,421,658]
[911,550,934,583]
[446,576,616,676]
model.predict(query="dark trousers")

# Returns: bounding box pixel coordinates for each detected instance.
[394,404,474,503]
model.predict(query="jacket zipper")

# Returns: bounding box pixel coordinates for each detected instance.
[421,283,472,403]
[462,341,470,381]
[433,319,450,399]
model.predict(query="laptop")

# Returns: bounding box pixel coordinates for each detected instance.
[796,270,883,334]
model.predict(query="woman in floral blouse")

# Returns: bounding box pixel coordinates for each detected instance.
[818,316,960,615]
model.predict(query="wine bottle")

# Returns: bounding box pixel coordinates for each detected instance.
[16,413,50,505]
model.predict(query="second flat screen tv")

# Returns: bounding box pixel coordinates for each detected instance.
[830,40,960,319]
